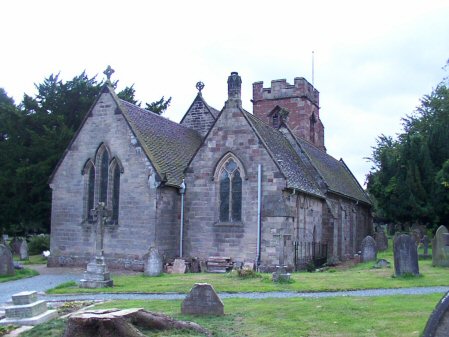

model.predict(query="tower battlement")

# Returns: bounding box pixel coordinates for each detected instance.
[252,77,319,107]
[252,76,325,151]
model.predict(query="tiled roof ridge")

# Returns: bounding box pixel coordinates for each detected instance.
[119,99,198,133]
[241,109,324,198]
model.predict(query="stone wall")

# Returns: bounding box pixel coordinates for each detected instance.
[180,94,216,138]
[49,91,161,270]
[184,104,288,266]
[252,78,325,151]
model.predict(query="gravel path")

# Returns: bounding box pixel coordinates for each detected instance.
[41,286,449,303]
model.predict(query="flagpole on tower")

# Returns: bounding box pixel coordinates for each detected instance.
[312,51,315,87]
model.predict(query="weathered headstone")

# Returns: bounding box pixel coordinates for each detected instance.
[422,290,449,337]
[374,230,388,251]
[9,237,22,255]
[411,229,421,246]
[0,244,15,276]
[432,225,449,267]
[373,259,390,269]
[143,247,163,276]
[181,283,224,316]
[172,259,186,274]
[361,236,377,262]
[272,265,291,282]
[393,234,419,276]
[422,235,430,256]
[19,239,29,260]
[0,291,57,326]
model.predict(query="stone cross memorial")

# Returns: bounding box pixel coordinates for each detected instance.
[272,230,291,282]
[0,244,15,276]
[432,225,449,267]
[79,202,113,288]
[361,236,377,262]
[393,234,419,276]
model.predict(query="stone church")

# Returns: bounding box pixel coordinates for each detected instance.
[48,70,372,271]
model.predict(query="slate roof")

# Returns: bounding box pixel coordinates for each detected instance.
[119,99,202,187]
[294,136,371,204]
[242,110,324,198]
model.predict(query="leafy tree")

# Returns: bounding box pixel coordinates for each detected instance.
[145,96,171,115]
[0,71,170,235]
[367,71,449,230]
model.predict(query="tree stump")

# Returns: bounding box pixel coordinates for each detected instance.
[63,308,211,337]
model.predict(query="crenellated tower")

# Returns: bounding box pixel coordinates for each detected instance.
[252,77,325,151]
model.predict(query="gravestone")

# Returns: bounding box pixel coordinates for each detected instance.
[422,235,430,256]
[373,259,390,269]
[393,234,419,276]
[374,230,388,251]
[411,230,421,246]
[422,290,449,337]
[9,237,22,255]
[79,202,113,288]
[19,239,29,260]
[143,247,163,276]
[181,283,224,316]
[361,236,377,262]
[0,291,57,326]
[433,226,449,267]
[0,244,15,276]
[172,259,186,274]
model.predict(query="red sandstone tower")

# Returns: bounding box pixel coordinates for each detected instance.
[252,77,325,151]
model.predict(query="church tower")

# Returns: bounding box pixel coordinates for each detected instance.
[252,77,325,151]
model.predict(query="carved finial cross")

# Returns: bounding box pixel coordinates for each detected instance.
[196,81,205,93]
[103,65,115,81]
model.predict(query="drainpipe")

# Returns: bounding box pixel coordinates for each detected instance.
[256,164,262,268]
[179,179,186,258]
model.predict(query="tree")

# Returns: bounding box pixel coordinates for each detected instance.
[367,71,449,230]
[145,96,171,115]
[0,71,170,235]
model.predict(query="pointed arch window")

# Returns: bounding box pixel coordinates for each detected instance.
[218,157,242,222]
[109,158,122,223]
[83,144,123,223]
[99,148,109,203]
[83,160,96,222]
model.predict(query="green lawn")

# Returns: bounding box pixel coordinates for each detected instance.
[21,294,442,337]
[48,257,449,295]
[0,268,38,283]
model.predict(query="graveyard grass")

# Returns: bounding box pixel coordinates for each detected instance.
[47,245,448,294]
[0,268,38,283]
[20,294,441,337]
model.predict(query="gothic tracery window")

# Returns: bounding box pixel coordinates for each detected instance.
[83,144,122,223]
[219,158,242,222]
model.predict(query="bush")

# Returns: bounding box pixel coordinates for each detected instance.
[28,234,50,255]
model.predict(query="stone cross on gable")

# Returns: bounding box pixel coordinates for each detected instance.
[90,202,112,257]
[103,65,115,81]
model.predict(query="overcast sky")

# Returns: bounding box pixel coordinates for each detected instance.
[1,0,448,186]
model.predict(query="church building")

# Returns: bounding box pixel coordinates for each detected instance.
[48,70,372,271]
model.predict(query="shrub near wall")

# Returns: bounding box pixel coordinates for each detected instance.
[28,234,50,255]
